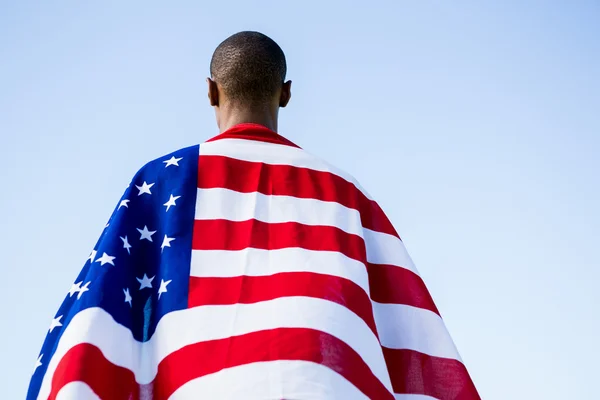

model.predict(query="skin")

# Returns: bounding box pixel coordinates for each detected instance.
[207,78,292,133]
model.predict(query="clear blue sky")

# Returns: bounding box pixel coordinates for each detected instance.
[1,1,598,399]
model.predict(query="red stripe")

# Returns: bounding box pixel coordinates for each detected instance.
[154,328,394,400]
[383,347,481,400]
[190,220,437,315]
[205,123,301,148]
[197,155,399,238]
[188,272,378,335]
[48,343,139,400]
[48,329,395,400]
[367,263,440,316]
[192,219,367,264]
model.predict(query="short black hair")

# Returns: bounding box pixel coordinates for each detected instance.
[210,31,287,104]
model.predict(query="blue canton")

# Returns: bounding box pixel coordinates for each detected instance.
[27,145,199,399]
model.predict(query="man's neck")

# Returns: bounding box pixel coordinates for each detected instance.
[217,104,279,133]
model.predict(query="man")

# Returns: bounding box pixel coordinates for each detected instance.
[28,32,479,399]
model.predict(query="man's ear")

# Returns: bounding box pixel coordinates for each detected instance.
[279,80,292,108]
[207,78,219,107]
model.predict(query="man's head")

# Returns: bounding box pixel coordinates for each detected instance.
[207,31,291,131]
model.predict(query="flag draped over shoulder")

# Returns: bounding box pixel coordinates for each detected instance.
[28,124,480,400]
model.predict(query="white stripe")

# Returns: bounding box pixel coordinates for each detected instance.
[364,228,419,275]
[373,302,461,361]
[200,138,373,200]
[55,382,100,400]
[194,186,419,276]
[38,298,392,399]
[191,248,370,296]
[395,395,438,400]
[190,253,458,358]
[195,187,364,237]
[170,360,371,400]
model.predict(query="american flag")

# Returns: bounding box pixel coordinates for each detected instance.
[28,124,480,400]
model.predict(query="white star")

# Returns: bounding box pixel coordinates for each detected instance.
[158,279,172,300]
[49,315,63,333]
[120,236,132,254]
[123,288,132,307]
[77,281,91,299]
[137,274,155,290]
[33,354,43,374]
[118,199,130,209]
[137,225,157,242]
[95,252,115,266]
[135,181,155,196]
[87,250,97,263]
[163,156,183,167]
[68,281,82,297]
[163,194,181,212]
[161,234,175,252]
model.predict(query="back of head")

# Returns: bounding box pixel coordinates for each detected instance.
[210,31,287,106]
